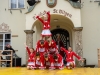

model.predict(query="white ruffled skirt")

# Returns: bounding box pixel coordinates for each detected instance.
[41,29,51,36]
[27,62,35,66]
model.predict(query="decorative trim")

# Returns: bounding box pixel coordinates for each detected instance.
[24,30,35,34]
[25,2,40,14]
[67,0,81,9]
[73,27,83,31]
[12,35,18,37]
[8,8,25,10]
[94,0,100,2]
[46,0,57,8]
[0,23,11,32]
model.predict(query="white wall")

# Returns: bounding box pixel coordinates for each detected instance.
[26,0,81,30]
[81,0,100,66]
[0,0,29,65]
[1,0,94,66]
[26,0,81,54]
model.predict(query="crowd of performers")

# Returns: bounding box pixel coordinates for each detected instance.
[25,11,84,70]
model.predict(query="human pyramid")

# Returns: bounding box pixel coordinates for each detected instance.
[25,11,84,70]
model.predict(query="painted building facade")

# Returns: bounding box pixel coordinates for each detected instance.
[0,0,100,66]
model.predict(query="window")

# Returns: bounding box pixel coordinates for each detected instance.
[94,0,100,2]
[0,33,11,50]
[10,0,24,9]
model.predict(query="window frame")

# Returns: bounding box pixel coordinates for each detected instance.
[94,0,100,2]
[9,0,25,9]
[0,33,11,50]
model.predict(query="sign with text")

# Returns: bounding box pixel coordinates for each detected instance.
[33,9,72,20]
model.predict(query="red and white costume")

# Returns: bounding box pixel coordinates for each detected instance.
[60,47,81,68]
[44,54,51,68]
[36,12,51,36]
[53,54,63,69]
[26,47,36,68]
[47,40,58,54]
[35,55,45,69]
[36,40,48,56]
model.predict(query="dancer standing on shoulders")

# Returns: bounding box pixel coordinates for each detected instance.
[36,11,51,39]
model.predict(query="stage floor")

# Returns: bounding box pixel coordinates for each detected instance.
[0,67,100,75]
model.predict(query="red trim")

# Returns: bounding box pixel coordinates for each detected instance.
[43,28,50,29]
[41,34,52,36]
[27,65,35,66]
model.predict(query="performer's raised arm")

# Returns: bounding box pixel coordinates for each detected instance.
[47,11,50,22]
[36,16,44,24]
[60,47,68,53]
[24,43,31,55]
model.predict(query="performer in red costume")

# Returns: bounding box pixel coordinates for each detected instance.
[36,40,48,56]
[44,53,52,69]
[25,44,36,70]
[44,53,56,70]
[35,52,45,70]
[47,37,58,54]
[36,11,51,38]
[60,47,84,69]
[53,53,63,70]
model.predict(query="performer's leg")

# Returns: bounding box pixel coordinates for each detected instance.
[56,62,63,70]
[42,36,44,40]
[45,36,48,41]
[35,64,41,69]
[66,65,72,69]
[66,62,75,69]
[45,62,48,69]
[41,30,45,39]
[27,66,31,70]
[39,62,45,70]
[44,29,52,39]
[31,66,36,69]
[27,62,34,70]
[31,62,36,69]
[66,62,72,69]
[58,66,63,70]
[49,63,55,70]
[70,62,74,68]
[54,65,63,70]
[54,63,58,69]
[59,60,64,70]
